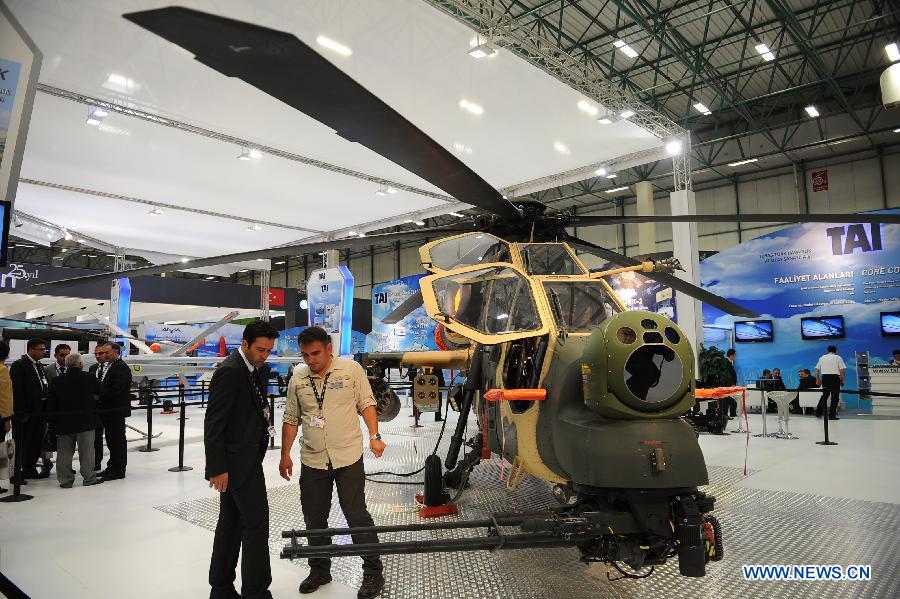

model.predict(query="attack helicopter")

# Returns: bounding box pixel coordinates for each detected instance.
[32,5,900,580]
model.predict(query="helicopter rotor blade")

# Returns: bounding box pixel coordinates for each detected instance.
[567,213,900,227]
[563,234,759,318]
[380,291,424,325]
[123,7,521,221]
[30,226,469,291]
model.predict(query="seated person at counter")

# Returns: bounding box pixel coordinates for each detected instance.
[890,349,900,367]
[756,370,777,412]
[790,368,818,413]
[771,368,786,391]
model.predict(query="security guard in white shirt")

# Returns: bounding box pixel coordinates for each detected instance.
[279,326,386,599]
[814,345,845,420]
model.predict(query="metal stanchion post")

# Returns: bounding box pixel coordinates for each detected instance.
[816,390,838,446]
[169,385,193,472]
[268,394,280,451]
[1,415,34,503]
[138,392,159,453]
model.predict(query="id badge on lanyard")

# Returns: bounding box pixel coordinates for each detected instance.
[246,369,275,437]
[309,373,331,429]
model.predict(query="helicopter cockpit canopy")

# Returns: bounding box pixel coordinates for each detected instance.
[543,281,620,333]
[519,243,587,276]
[422,233,511,272]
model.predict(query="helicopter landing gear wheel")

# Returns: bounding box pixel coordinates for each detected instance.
[703,515,724,562]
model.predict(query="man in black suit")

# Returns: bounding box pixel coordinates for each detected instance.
[88,344,107,471]
[723,349,738,418]
[9,339,51,479]
[97,342,132,480]
[206,321,279,599]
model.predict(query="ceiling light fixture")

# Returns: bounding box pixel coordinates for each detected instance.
[468,42,497,58]
[316,35,352,56]
[606,186,629,194]
[665,139,684,155]
[414,220,426,226]
[274,260,286,265]
[804,105,820,118]
[459,98,484,115]
[205,276,215,280]
[728,158,759,167]
[148,207,163,216]
[248,148,263,159]
[180,257,189,263]
[577,100,599,116]
[606,173,618,179]
[620,109,636,119]
[386,187,399,194]
[449,212,465,217]
[597,117,613,125]
[238,147,251,160]
[86,107,108,126]
[894,128,900,133]
[755,42,776,62]
[246,223,261,232]
[885,42,900,62]
[239,269,249,273]
[693,102,712,116]
[553,141,570,154]
[594,167,608,176]
[613,39,639,58]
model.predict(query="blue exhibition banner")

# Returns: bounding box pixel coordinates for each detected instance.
[307,266,354,356]
[701,210,900,408]
[368,274,439,352]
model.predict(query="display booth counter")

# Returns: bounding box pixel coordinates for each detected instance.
[870,367,900,416]
[744,388,822,410]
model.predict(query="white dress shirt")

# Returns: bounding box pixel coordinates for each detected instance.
[815,353,846,375]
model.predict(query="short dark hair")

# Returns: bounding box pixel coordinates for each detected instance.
[827,345,837,353]
[108,342,122,355]
[243,320,280,345]
[761,369,771,376]
[298,326,331,346]
[726,348,736,358]
[801,369,811,375]
[0,341,9,362]
[54,344,71,355]
[27,339,47,351]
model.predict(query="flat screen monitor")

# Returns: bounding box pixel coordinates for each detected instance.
[881,312,900,337]
[734,320,774,343]
[800,315,845,340]
[0,200,10,267]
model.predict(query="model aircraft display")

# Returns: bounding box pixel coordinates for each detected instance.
[29,5,900,581]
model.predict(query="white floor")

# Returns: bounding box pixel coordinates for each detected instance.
[1,406,898,598]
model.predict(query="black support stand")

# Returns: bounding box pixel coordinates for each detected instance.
[1,417,34,503]
[138,399,159,453]
[816,407,838,446]
[168,386,193,472]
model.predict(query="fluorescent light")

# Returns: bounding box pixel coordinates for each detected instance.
[386,187,399,194]
[90,108,108,118]
[496,313,509,320]
[205,276,215,280]
[414,220,426,226]
[86,117,102,126]
[553,141,570,154]
[894,128,900,133]
[238,148,251,160]
[665,139,683,155]
[594,167,607,176]
[597,117,613,125]
[357,232,366,237]
[86,255,97,258]
[77,239,85,243]
[606,173,618,179]
[459,99,484,115]
[693,102,711,115]
[148,207,163,216]
[755,43,776,61]
[606,186,629,193]
[620,109,635,119]
[614,39,639,58]
[63,231,73,240]
[468,43,496,58]
[316,35,352,56]
[239,269,249,273]
[256,258,265,262]
[449,212,464,217]
[246,223,261,231]
[274,260,286,265]
[577,100,599,116]
[804,105,820,118]
[885,42,900,62]
[180,257,189,263]
[348,231,357,236]
[248,148,263,159]
[61,248,68,253]
[728,158,759,167]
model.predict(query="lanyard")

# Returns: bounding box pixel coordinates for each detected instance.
[244,367,271,425]
[32,360,47,395]
[308,372,331,413]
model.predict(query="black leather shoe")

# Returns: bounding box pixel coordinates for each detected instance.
[357,573,384,599]
[829,415,840,420]
[22,469,40,479]
[101,472,126,481]
[298,573,332,594]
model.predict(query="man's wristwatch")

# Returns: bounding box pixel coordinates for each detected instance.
[370,433,382,441]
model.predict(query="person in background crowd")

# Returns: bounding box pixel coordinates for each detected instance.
[89,344,107,471]
[10,339,51,480]
[97,342,132,480]
[793,368,818,414]
[890,349,900,367]
[205,321,279,599]
[44,344,72,383]
[0,341,12,494]
[771,368,786,391]
[755,369,777,412]
[723,349,738,418]
[815,345,845,420]
[47,352,104,488]
[280,326,386,599]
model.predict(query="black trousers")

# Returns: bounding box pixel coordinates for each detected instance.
[724,397,737,417]
[94,425,104,470]
[209,462,272,599]
[816,375,841,417]
[300,458,383,576]
[102,414,127,474]
[15,416,43,475]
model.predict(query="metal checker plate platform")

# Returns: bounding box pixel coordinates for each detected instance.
[157,414,900,598]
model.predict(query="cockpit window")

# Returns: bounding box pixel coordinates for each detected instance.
[520,244,585,275]
[430,266,541,335]
[426,233,511,271]
[543,281,619,333]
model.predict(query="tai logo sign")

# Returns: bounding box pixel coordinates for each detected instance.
[0,264,39,289]
[826,223,882,255]
[374,292,388,304]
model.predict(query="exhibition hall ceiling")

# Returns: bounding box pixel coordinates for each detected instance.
[8,0,663,258]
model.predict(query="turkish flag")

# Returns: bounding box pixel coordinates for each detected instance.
[268,288,285,307]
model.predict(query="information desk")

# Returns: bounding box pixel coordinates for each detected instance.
[870,367,900,415]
